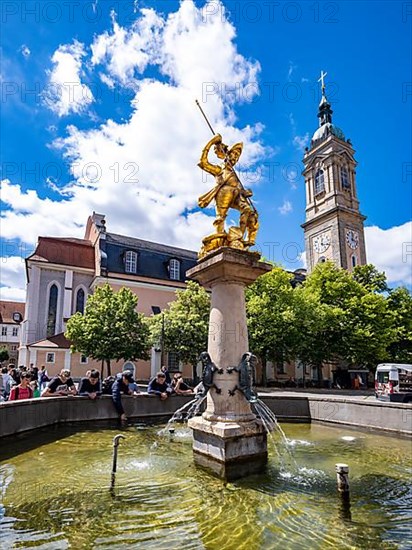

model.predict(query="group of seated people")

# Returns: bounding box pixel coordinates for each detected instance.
[2,364,195,422]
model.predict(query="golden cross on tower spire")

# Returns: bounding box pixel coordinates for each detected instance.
[318,70,328,94]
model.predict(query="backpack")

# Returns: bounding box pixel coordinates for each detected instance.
[102,376,116,395]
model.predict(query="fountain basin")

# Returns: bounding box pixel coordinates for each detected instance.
[1,421,411,549]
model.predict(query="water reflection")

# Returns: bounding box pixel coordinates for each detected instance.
[0,422,411,549]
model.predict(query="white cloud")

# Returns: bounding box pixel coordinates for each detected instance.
[43,40,94,117]
[299,251,307,269]
[293,133,309,152]
[365,222,412,287]
[20,45,31,58]
[1,0,267,298]
[91,8,163,86]
[0,256,27,302]
[278,200,293,215]
[287,61,297,81]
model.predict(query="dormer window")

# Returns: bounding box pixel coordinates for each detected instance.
[314,169,325,195]
[169,258,181,281]
[124,251,138,274]
[341,167,350,190]
[12,312,22,323]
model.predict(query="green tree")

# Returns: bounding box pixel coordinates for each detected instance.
[148,281,210,382]
[386,287,412,363]
[246,267,307,384]
[352,264,389,293]
[302,262,396,369]
[0,347,9,363]
[65,284,150,377]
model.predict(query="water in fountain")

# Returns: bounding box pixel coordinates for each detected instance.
[2,422,411,548]
[159,396,206,435]
[253,399,299,472]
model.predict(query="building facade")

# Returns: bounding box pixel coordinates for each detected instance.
[19,213,197,380]
[302,84,367,273]
[0,301,25,365]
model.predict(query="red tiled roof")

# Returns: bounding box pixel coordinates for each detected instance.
[28,237,95,269]
[0,301,25,324]
[30,332,71,349]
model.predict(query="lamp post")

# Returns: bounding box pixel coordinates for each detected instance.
[152,306,166,369]
[161,312,165,367]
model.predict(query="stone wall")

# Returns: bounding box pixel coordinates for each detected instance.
[0,394,411,439]
[263,395,412,436]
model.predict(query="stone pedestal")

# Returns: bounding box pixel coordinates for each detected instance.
[187,248,272,480]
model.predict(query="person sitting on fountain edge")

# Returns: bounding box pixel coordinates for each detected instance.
[78,369,101,399]
[112,371,134,421]
[171,372,194,396]
[148,371,172,400]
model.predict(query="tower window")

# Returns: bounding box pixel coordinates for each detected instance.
[318,257,326,263]
[351,255,357,268]
[75,288,85,314]
[124,251,138,274]
[169,259,181,281]
[47,284,58,337]
[341,167,350,190]
[314,170,325,195]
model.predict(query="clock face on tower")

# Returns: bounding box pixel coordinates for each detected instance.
[346,229,359,249]
[313,233,331,254]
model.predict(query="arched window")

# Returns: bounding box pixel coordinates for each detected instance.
[351,255,357,268]
[318,256,326,263]
[314,169,325,195]
[75,288,85,314]
[341,167,350,190]
[47,284,58,337]
[125,251,138,274]
[169,259,181,281]
[123,362,135,377]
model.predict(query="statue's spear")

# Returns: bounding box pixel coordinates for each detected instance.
[195,100,257,215]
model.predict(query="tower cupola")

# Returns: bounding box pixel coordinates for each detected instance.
[311,71,345,145]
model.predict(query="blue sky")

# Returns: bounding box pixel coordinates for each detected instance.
[1,0,411,299]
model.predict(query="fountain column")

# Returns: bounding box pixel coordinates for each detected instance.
[187,247,272,480]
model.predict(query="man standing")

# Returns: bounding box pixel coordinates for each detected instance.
[111,371,133,421]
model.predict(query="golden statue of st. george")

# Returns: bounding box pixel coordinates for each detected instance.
[197,132,259,258]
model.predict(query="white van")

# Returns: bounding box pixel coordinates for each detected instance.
[375,363,412,403]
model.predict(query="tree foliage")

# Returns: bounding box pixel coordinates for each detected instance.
[148,281,210,381]
[246,262,408,380]
[246,267,304,364]
[352,264,389,293]
[0,348,10,363]
[65,284,150,377]
[301,262,396,368]
[386,287,412,363]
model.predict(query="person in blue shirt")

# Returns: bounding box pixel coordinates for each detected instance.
[111,371,133,421]
[160,365,171,384]
[148,371,172,400]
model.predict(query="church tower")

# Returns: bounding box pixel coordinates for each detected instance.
[302,72,367,272]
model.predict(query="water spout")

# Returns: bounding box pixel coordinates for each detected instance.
[110,434,126,491]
